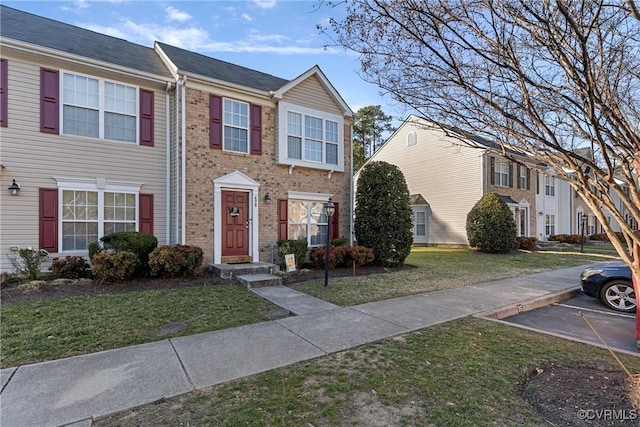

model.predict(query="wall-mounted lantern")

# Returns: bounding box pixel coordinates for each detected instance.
[8,179,20,196]
[264,193,271,204]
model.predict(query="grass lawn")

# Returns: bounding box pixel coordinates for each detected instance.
[290,246,620,306]
[0,246,619,368]
[1,285,281,368]
[94,317,640,427]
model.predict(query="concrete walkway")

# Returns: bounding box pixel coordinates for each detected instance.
[0,265,610,427]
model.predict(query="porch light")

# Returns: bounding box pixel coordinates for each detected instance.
[264,193,271,204]
[8,179,20,196]
[324,197,336,288]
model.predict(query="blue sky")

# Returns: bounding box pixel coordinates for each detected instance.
[4,0,407,123]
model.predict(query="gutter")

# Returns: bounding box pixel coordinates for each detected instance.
[350,123,355,246]
[165,81,172,244]
[180,75,187,244]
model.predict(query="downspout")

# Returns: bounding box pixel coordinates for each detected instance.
[165,81,172,244]
[349,123,354,246]
[180,75,187,244]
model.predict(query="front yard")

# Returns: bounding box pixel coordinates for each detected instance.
[1,246,620,368]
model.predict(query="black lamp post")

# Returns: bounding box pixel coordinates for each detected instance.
[324,197,335,288]
[580,215,586,253]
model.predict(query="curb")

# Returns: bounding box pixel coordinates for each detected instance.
[473,287,581,320]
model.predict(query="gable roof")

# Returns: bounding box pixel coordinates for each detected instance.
[272,65,353,116]
[156,42,288,92]
[0,5,172,79]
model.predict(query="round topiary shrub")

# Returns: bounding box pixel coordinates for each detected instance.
[100,231,158,275]
[355,161,413,267]
[466,192,517,253]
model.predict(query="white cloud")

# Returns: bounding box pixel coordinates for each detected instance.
[252,0,277,9]
[241,13,253,22]
[165,6,191,23]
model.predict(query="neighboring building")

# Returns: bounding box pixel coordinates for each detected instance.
[359,116,541,245]
[156,43,353,265]
[0,6,354,277]
[0,6,173,276]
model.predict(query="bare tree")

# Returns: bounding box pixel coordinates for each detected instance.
[324,0,640,283]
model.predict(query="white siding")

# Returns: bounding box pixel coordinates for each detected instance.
[364,119,484,245]
[0,55,169,275]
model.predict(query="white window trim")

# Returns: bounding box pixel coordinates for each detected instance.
[277,101,344,172]
[407,131,417,146]
[60,70,140,144]
[494,159,509,187]
[222,98,250,154]
[54,177,142,254]
[544,175,556,197]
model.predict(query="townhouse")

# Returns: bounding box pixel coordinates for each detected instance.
[0,6,353,277]
[360,115,569,245]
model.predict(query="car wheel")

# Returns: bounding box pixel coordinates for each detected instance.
[599,280,636,313]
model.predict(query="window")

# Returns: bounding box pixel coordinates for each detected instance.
[62,71,138,142]
[415,211,427,236]
[519,166,527,189]
[407,131,417,146]
[544,175,556,196]
[61,189,137,251]
[493,159,510,187]
[223,99,249,153]
[277,101,344,172]
[287,200,329,246]
[545,214,555,236]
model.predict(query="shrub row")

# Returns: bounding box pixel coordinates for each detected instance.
[309,245,375,270]
[549,234,586,244]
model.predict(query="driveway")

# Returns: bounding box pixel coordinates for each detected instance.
[501,293,637,354]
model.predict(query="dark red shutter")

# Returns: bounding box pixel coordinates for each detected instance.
[489,157,495,185]
[277,199,288,240]
[40,188,58,252]
[139,89,154,146]
[210,94,222,149]
[250,104,262,155]
[40,68,59,134]
[331,202,340,240]
[0,59,7,127]
[139,193,154,235]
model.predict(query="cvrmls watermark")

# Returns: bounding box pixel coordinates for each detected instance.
[576,409,637,421]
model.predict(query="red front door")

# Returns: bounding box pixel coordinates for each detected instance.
[221,190,250,262]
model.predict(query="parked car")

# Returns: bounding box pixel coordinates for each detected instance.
[580,263,635,313]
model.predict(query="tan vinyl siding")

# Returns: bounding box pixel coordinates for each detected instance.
[282,75,342,115]
[367,121,484,245]
[0,56,169,275]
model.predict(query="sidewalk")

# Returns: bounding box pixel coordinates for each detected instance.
[0,265,598,427]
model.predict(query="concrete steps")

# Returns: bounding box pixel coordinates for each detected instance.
[210,262,281,288]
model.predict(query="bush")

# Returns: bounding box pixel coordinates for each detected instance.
[50,256,90,279]
[100,231,157,275]
[91,251,139,283]
[331,236,348,247]
[346,245,375,267]
[466,192,517,253]
[309,246,337,269]
[149,245,204,278]
[588,233,607,241]
[88,241,103,260]
[514,237,537,251]
[277,239,308,269]
[8,248,49,280]
[355,161,413,266]
[549,234,584,244]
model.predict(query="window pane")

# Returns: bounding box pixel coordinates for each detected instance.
[305,116,323,140]
[105,112,136,142]
[305,139,323,162]
[326,120,338,143]
[288,112,302,136]
[310,224,328,246]
[326,143,338,165]
[288,136,302,159]
[63,106,99,137]
[224,127,248,152]
[288,224,307,241]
